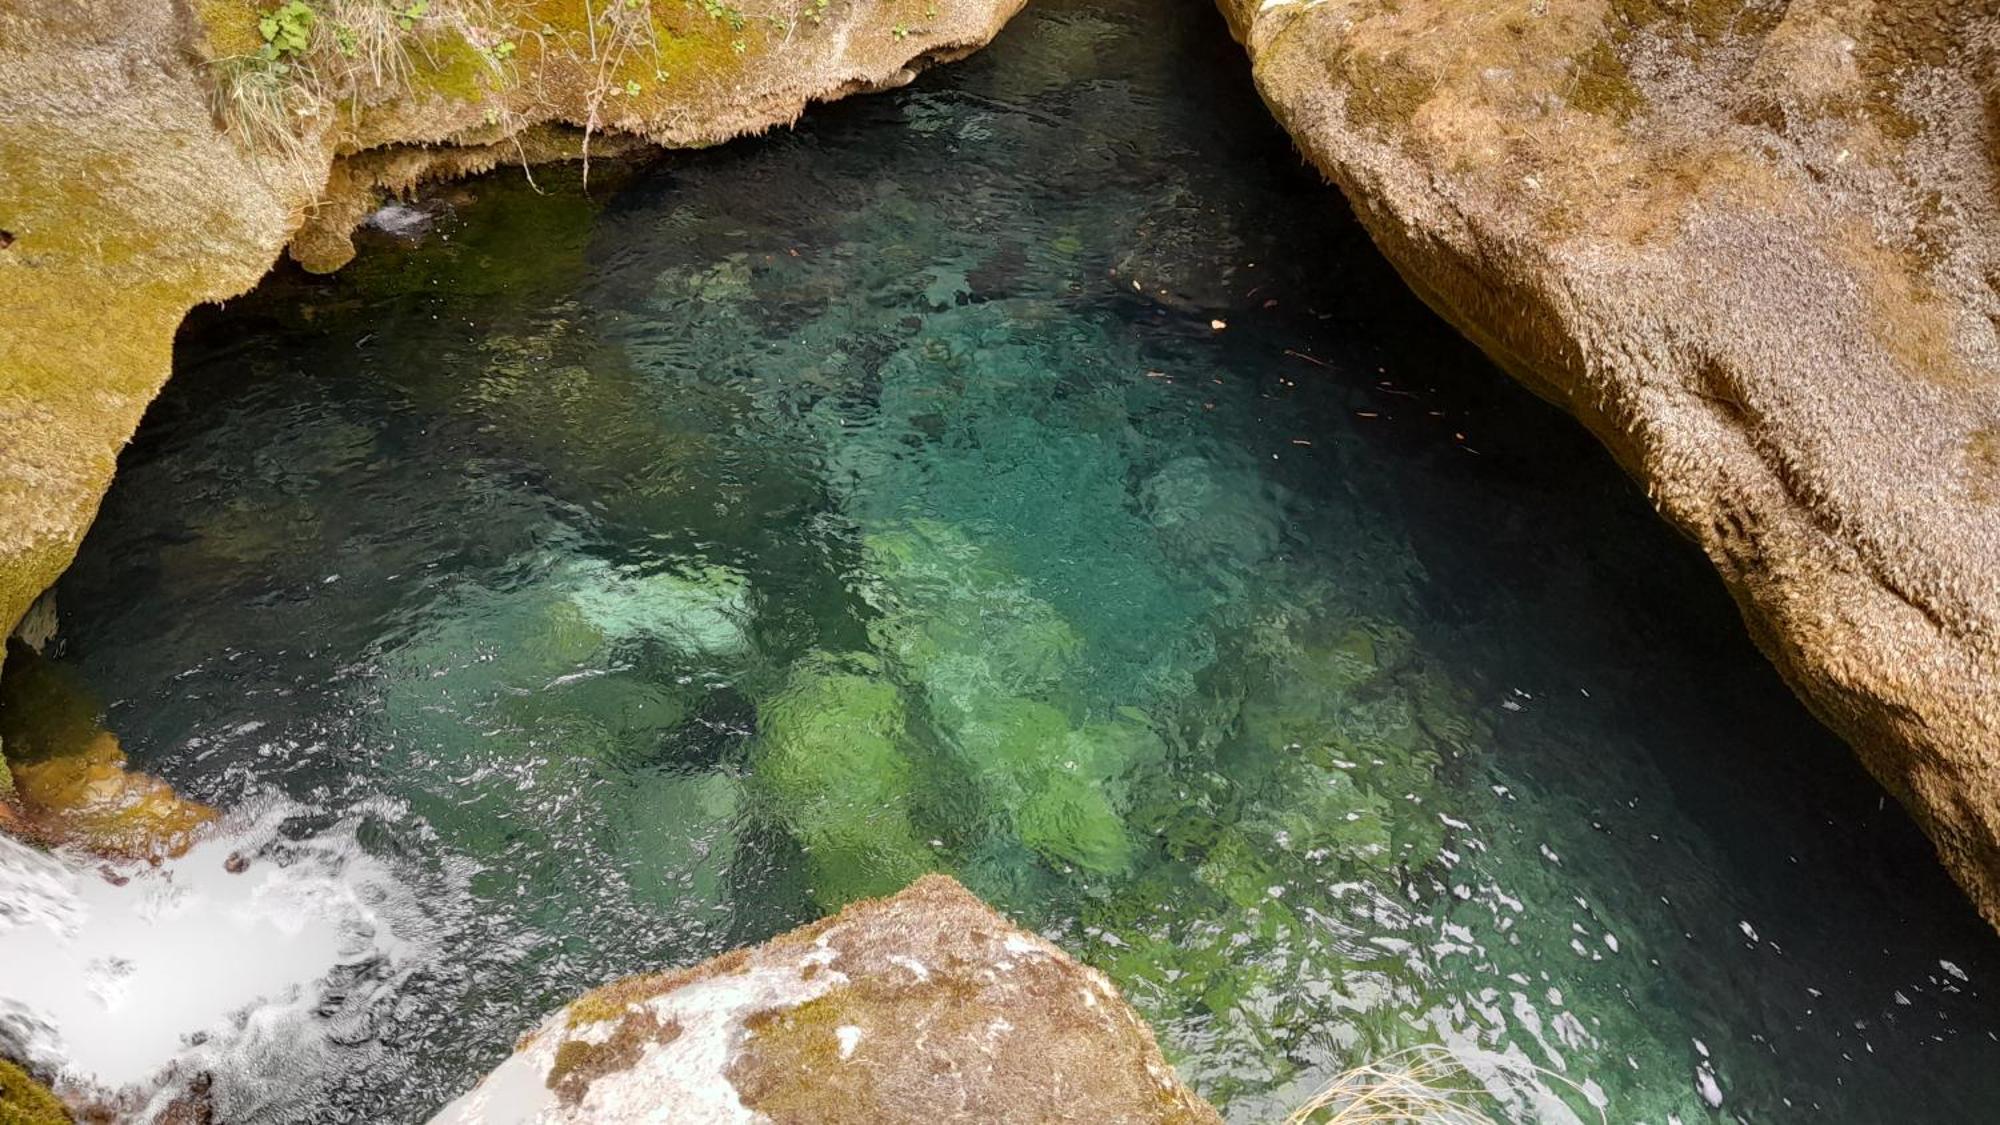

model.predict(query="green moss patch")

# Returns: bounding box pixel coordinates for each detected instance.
[0,1059,69,1125]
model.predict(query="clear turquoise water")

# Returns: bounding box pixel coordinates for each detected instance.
[26,0,2000,1120]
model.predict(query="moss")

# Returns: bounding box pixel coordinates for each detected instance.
[565,991,634,1028]
[650,22,766,87]
[1327,43,1433,131]
[554,948,754,1040]
[0,1058,69,1125]
[507,0,768,102]
[740,988,856,1072]
[733,983,980,1119]
[1569,37,1642,120]
[1968,426,2000,504]
[1602,0,1788,54]
[194,0,268,58]
[545,1009,681,1105]
[411,28,505,102]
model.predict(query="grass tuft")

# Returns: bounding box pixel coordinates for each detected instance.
[1284,1046,1606,1125]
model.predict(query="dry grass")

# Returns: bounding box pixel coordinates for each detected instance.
[574,0,667,184]
[212,53,323,178]
[318,0,422,93]
[1284,1046,1606,1125]
[208,0,515,166]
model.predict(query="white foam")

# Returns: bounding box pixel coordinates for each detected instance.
[0,798,426,1099]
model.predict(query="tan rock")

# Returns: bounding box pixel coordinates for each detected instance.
[0,648,217,861]
[0,0,1025,696]
[1216,0,2000,924]
[430,874,1221,1125]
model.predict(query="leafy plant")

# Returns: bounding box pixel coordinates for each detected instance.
[258,0,317,58]
[696,0,747,30]
[394,0,430,31]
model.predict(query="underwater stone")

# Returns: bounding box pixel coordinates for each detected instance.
[0,650,215,861]
[567,561,755,659]
[750,658,935,907]
[428,875,1221,1125]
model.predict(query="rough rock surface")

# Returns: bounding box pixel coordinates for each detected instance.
[0,0,1023,697]
[429,874,1221,1124]
[1217,0,2000,926]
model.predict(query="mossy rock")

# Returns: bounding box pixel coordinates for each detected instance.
[750,657,936,906]
[431,875,1222,1124]
[0,1059,70,1125]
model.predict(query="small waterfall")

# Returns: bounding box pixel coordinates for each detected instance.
[0,798,430,1115]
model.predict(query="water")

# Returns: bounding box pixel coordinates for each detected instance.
[8,0,2000,1120]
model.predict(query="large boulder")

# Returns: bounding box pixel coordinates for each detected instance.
[0,0,1024,706]
[429,874,1221,1124]
[1216,0,2000,926]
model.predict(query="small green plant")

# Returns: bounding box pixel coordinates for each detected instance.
[890,21,909,38]
[805,0,829,23]
[257,0,317,58]
[696,0,747,30]
[394,0,429,31]
[333,23,358,55]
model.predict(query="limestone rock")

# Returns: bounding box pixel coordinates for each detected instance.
[1216,0,2000,927]
[429,874,1221,1125]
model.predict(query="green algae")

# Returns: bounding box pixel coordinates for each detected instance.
[411,28,507,103]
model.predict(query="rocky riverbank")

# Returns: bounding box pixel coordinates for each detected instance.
[1217,0,2000,928]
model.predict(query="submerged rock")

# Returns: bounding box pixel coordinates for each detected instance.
[1217,0,2000,927]
[431,874,1221,1124]
[751,655,935,908]
[0,649,215,861]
